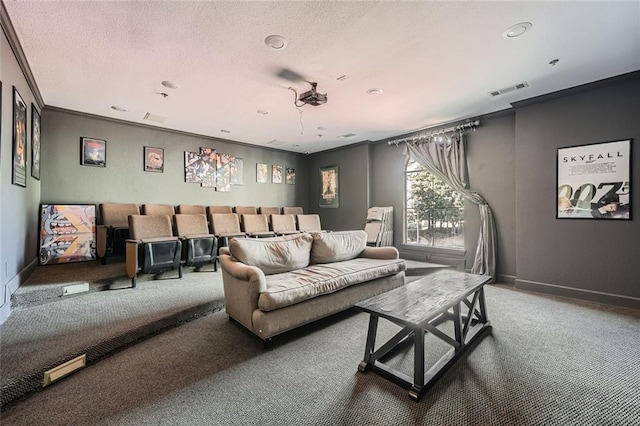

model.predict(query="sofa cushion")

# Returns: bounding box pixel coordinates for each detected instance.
[258,257,405,311]
[310,230,367,264]
[229,233,313,275]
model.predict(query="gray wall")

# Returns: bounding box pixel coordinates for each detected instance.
[513,75,640,307]
[42,108,309,211]
[1,29,42,322]
[308,143,371,231]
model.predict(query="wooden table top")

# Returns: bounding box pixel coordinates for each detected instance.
[355,269,491,327]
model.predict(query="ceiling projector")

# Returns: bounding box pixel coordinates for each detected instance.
[298,82,327,106]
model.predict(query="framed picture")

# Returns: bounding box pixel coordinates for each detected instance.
[80,137,106,167]
[31,104,41,180]
[320,165,339,208]
[257,163,268,183]
[39,204,97,265]
[557,139,631,220]
[144,146,164,173]
[286,167,296,185]
[216,152,234,192]
[272,165,283,184]
[12,86,28,187]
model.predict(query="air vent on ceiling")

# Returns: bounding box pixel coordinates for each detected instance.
[267,139,286,146]
[489,81,529,97]
[337,133,357,139]
[143,112,168,123]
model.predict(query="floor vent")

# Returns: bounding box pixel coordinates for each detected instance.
[489,81,529,97]
[62,282,90,296]
[42,354,87,387]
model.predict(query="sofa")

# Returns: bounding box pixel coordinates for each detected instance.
[219,230,406,347]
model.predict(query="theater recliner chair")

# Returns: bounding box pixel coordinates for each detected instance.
[174,214,218,271]
[97,203,140,265]
[126,215,182,288]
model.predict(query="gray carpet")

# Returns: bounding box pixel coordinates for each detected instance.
[1,261,225,407]
[1,275,639,425]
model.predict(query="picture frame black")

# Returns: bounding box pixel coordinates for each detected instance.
[31,103,41,180]
[80,137,106,167]
[12,86,28,187]
[557,139,631,220]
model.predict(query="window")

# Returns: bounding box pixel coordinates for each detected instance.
[405,159,464,248]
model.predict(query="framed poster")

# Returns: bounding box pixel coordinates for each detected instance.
[557,139,631,219]
[320,165,339,208]
[216,152,234,192]
[12,86,28,187]
[272,165,283,184]
[257,163,268,183]
[144,146,164,172]
[80,137,106,167]
[39,204,97,265]
[31,104,41,180]
[286,167,296,185]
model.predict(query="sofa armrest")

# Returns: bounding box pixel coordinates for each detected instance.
[359,246,400,260]
[219,253,267,330]
[96,225,109,258]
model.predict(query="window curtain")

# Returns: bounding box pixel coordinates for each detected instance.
[404,132,497,281]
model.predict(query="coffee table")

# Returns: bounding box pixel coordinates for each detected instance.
[355,269,492,401]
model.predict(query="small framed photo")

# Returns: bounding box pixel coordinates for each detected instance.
[272,165,283,183]
[80,137,106,167]
[257,163,268,183]
[286,167,296,185]
[31,104,41,180]
[144,146,164,172]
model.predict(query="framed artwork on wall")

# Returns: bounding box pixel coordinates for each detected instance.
[272,165,283,183]
[557,139,631,220]
[12,86,28,187]
[319,165,339,208]
[257,163,268,183]
[80,137,106,167]
[144,146,164,172]
[286,167,296,185]
[31,103,41,180]
[199,147,217,187]
[230,157,244,185]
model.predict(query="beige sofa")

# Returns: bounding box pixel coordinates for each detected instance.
[219,230,406,347]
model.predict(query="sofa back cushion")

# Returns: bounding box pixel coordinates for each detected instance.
[229,233,313,275]
[310,230,367,264]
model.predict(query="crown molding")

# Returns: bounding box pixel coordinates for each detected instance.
[0,2,45,109]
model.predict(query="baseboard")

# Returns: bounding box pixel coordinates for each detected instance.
[514,279,640,309]
[496,274,516,285]
[0,258,38,325]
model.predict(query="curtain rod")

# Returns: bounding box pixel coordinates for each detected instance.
[387,119,480,145]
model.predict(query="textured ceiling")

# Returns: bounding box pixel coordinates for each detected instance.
[4,1,640,153]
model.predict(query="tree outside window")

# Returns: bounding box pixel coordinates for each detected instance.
[405,159,464,248]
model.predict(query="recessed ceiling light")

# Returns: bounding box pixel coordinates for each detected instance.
[366,88,383,95]
[220,129,231,133]
[257,110,269,115]
[502,22,532,39]
[317,126,327,130]
[336,75,348,81]
[549,58,560,66]
[265,35,287,50]
[161,81,181,89]
[110,105,128,112]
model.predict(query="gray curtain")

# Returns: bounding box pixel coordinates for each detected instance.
[404,132,497,281]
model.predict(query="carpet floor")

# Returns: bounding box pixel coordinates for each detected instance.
[1,271,638,425]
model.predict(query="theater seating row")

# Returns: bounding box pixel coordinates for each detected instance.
[95,203,326,286]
